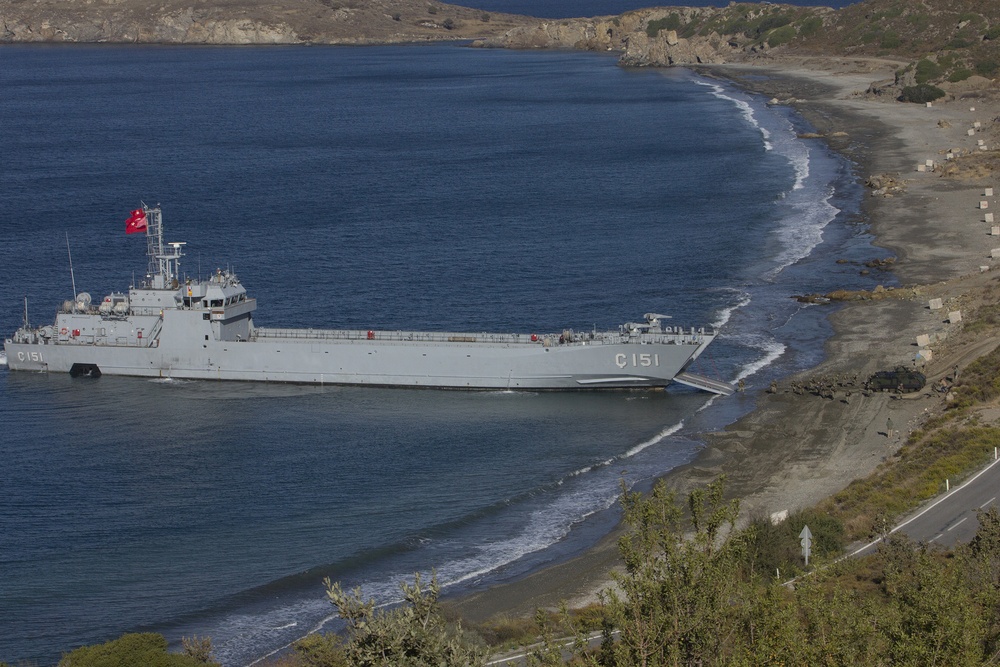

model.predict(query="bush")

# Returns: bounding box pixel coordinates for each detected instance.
[767,25,796,48]
[975,59,999,77]
[646,13,681,37]
[898,84,945,103]
[798,16,823,37]
[948,68,973,82]
[985,25,1000,41]
[756,14,791,35]
[292,633,347,667]
[58,633,217,667]
[914,58,942,84]
[880,31,901,49]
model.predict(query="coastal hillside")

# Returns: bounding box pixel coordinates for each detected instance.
[0,0,535,44]
[478,0,1000,93]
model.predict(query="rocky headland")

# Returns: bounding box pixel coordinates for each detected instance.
[0,0,535,44]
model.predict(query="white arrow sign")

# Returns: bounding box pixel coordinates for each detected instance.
[799,525,813,566]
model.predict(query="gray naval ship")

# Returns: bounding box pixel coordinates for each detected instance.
[3,206,732,394]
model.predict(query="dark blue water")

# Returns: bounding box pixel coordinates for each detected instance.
[0,44,882,665]
[459,0,859,19]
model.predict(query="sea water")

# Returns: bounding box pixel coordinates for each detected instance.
[0,44,883,665]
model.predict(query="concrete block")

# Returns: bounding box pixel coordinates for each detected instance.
[969,129,977,136]
[992,248,1000,258]
[918,348,933,361]
[917,164,926,172]
[947,152,954,160]
[926,159,935,167]
[975,121,982,129]
[917,334,931,347]
[987,188,995,197]
[926,102,933,108]
[991,225,999,235]
[979,139,986,146]
[987,213,995,223]
[982,201,990,209]
[981,145,989,151]
[929,298,943,309]
[982,265,991,273]
[949,311,962,323]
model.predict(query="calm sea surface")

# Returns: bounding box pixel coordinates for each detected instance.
[0,44,882,665]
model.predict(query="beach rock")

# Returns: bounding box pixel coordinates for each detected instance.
[866,173,907,196]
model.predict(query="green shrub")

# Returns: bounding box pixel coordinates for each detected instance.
[58,633,216,667]
[985,25,1000,40]
[798,16,823,37]
[292,633,347,667]
[914,58,942,83]
[880,31,901,49]
[907,13,929,30]
[946,37,973,49]
[756,14,791,34]
[975,59,999,77]
[948,68,973,82]
[767,25,796,48]
[646,14,681,38]
[899,84,945,103]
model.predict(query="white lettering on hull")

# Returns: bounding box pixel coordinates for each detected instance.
[16,350,44,363]
[614,353,659,369]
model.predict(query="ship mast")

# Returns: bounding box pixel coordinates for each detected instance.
[143,206,184,289]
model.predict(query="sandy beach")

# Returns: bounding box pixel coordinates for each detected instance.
[446,55,1000,623]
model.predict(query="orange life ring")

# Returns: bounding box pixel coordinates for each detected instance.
[60,327,68,335]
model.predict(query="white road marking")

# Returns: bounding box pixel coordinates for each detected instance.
[947,517,968,531]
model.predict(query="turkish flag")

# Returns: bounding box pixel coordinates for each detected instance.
[125,208,148,235]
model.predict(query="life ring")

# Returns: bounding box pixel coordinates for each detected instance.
[367,330,375,340]
[60,327,68,335]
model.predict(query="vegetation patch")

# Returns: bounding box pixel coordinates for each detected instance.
[898,83,946,103]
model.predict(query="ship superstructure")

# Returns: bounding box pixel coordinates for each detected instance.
[4,206,731,394]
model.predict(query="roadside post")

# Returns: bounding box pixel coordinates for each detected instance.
[799,525,812,567]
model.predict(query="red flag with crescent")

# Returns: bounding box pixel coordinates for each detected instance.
[125,208,148,235]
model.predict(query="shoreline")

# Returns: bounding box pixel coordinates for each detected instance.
[445,56,1000,623]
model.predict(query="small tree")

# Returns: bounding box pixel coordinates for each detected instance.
[324,572,487,667]
[598,477,751,666]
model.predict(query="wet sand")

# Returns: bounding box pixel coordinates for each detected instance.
[446,56,1000,623]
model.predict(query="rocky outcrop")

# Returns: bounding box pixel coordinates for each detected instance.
[0,0,538,44]
[474,6,812,67]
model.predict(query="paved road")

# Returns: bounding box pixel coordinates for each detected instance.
[850,453,1000,557]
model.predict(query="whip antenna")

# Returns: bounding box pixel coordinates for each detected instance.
[66,232,78,310]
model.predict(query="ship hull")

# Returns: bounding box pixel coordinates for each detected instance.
[4,330,708,390]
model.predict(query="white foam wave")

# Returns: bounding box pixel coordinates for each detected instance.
[728,332,786,382]
[623,420,685,458]
[710,288,751,330]
[765,184,840,280]
[693,79,771,150]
